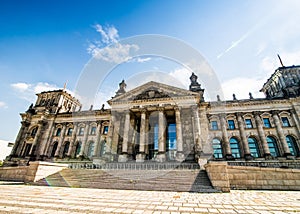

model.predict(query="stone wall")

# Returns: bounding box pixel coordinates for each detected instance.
[0,166,28,181]
[228,165,300,190]
[205,162,230,192]
[205,161,300,192]
[0,161,67,183]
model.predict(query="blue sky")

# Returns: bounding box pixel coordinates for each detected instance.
[1,0,300,142]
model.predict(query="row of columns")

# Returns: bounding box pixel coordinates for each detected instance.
[118,107,185,162]
[218,110,296,159]
[23,120,108,159]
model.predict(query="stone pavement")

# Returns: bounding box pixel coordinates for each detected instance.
[0,182,299,214]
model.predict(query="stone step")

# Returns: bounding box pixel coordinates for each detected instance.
[33,168,219,193]
[68,161,200,170]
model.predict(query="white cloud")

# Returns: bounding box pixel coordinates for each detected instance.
[221,77,265,101]
[88,43,139,63]
[169,67,191,88]
[11,82,62,102]
[87,24,140,64]
[94,24,119,44]
[0,101,7,109]
[10,82,31,92]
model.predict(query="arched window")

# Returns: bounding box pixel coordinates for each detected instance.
[212,138,223,159]
[248,137,260,158]
[266,136,280,157]
[51,142,58,157]
[87,141,95,158]
[286,135,299,156]
[229,137,241,158]
[30,127,38,137]
[75,141,82,156]
[56,128,62,136]
[62,141,70,158]
[67,128,73,136]
[100,140,106,156]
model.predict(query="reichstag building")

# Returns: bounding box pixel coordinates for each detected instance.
[5,65,300,166]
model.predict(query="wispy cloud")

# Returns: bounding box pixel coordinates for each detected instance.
[0,101,7,109]
[87,24,141,64]
[94,24,119,44]
[217,31,251,59]
[11,82,65,103]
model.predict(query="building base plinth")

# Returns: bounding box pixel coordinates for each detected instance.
[175,152,185,162]
[156,153,166,162]
[118,154,128,162]
[136,153,145,162]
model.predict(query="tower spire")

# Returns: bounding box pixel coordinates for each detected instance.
[63,80,68,91]
[277,54,284,67]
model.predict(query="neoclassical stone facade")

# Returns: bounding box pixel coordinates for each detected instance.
[5,65,300,166]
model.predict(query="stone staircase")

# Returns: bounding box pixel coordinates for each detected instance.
[33,162,218,193]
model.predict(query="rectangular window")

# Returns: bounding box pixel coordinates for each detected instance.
[211,121,218,130]
[103,126,109,134]
[245,119,253,129]
[78,127,84,136]
[90,126,96,135]
[228,120,235,130]
[281,117,290,127]
[263,118,271,128]
[67,128,73,136]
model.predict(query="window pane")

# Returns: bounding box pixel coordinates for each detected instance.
[281,117,290,127]
[90,126,96,135]
[286,135,299,156]
[56,128,61,136]
[211,121,218,130]
[67,128,73,136]
[248,137,260,158]
[245,119,253,128]
[228,120,235,129]
[103,126,109,134]
[212,138,223,158]
[263,118,271,128]
[229,138,240,158]
[266,136,279,157]
[79,127,84,135]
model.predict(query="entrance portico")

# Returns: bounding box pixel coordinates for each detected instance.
[108,81,203,163]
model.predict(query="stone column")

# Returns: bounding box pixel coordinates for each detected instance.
[136,109,146,162]
[192,106,202,153]
[219,114,233,159]
[104,115,115,160]
[29,120,45,157]
[79,122,90,157]
[118,111,131,162]
[67,123,78,157]
[37,120,55,160]
[236,113,252,160]
[253,111,271,158]
[54,123,67,157]
[11,121,30,157]
[271,110,291,156]
[93,121,102,157]
[111,115,121,159]
[290,109,300,139]
[43,123,57,158]
[156,107,166,162]
[175,107,184,161]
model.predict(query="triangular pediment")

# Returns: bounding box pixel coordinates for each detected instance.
[108,81,199,104]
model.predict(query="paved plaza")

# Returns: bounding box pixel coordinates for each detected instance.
[0,182,299,214]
